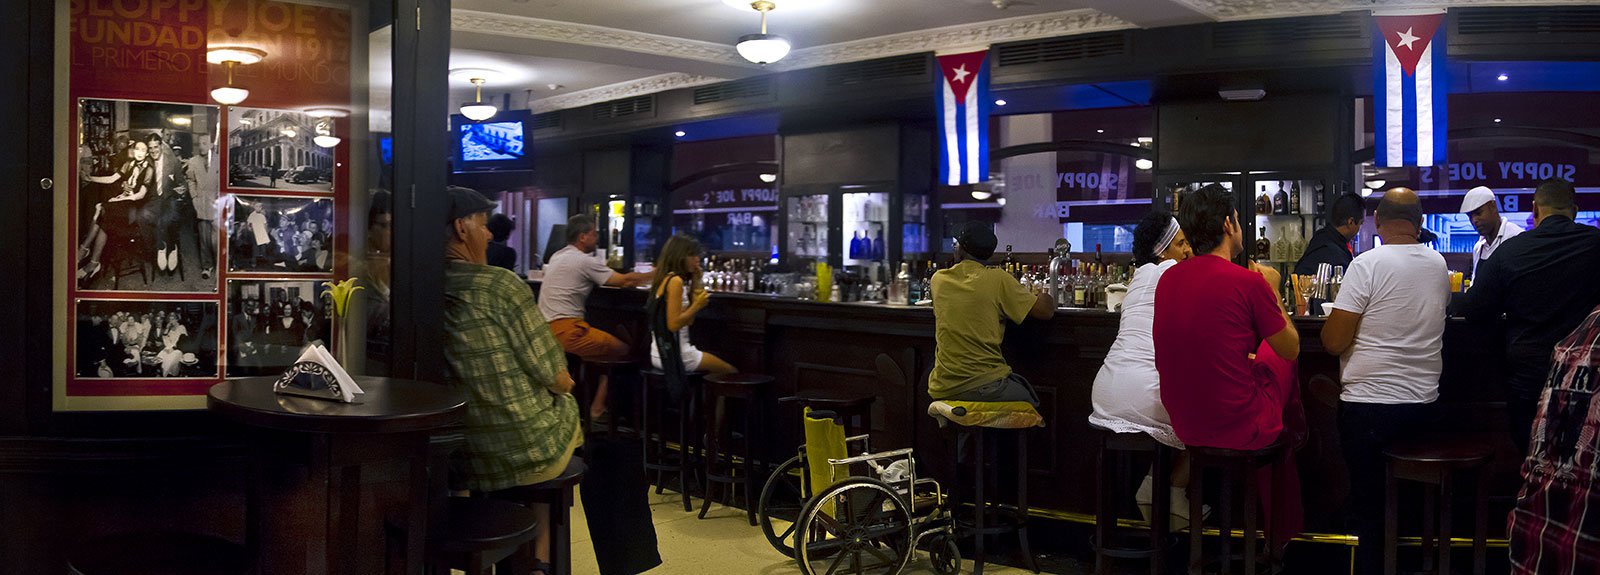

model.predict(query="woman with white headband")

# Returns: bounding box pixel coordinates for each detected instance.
[1088,209,1198,527]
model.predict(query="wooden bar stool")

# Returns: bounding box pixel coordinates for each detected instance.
[1186,440,1287,575]
[579,357,640,436]
[428,497,540,575]
[68,532,249,575]
[640,367,704,512]
[700,372,774,526]
[1383,439,1493,575]
[1090,424,1174,575]
[949,423,1041,575]
[485,458,588,575]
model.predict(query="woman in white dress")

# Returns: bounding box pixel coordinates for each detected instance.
[1088,210,1198,526]
[648,234,736,375]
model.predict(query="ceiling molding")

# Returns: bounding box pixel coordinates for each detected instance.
[1169,0,1600,22]
[511,8,1134,113]
[769,9,1135,71]
[452,9,752,68]
[530,73,724,114]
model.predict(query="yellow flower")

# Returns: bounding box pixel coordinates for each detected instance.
[323,278,364,318]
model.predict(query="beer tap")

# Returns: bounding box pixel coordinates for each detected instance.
[1047,238,1073,307]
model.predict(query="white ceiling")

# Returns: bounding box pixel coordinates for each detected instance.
[442,0,1600,114]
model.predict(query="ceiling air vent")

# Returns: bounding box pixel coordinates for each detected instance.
[1211,13,1365,52]
[529,112,561,131]
[996,33,1127,67]
[1456,7,1600,36]
[591,95,655,121]
[693,76,775,105]
[824,54,928,89]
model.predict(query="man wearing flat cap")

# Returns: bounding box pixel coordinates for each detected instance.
[439,186,581,571]
[1318,188,1450,573]
[1459,185,1523,285]
[927,221,1054,406]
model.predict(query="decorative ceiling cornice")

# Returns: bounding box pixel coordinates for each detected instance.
[529,73,722,114]
[452,9,749,67]
[769,9,1134,71]
[506,8,1135,113]
[1170,0,1600,21]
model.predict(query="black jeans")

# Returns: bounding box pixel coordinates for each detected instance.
[1507,368,1547,457]
[1340,401,1436,574]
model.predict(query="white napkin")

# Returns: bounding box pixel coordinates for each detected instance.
[280,344,363,402]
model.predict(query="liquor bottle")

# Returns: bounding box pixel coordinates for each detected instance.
[1274,228,1289,263]
[1274,182,1290,215]
[890,262,911,305]
[746,261,758,293]
[850,231,863,260]
[1313,184,1327,214]
[873,230,886,260]
[1072,266,1088,308]
[1002,245,1015,271]
[1255,192,1272,215]
[1256,230,1272,261]
[1289,181,1302,215]
[1095,244,1104,268]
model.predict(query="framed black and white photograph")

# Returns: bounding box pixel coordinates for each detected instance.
[74,99,222,293]
[75,299,220,379]
[226,195,335,274]
[225,280,332,377]
[226,108,335,193]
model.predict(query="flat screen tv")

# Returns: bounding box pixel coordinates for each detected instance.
[451,110,533,173]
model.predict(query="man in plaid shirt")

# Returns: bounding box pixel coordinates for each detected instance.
[1509,302,1600,573]
[441,186,581,570]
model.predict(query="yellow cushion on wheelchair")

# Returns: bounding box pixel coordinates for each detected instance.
[926,400,1044,429]
[802,411,849,515]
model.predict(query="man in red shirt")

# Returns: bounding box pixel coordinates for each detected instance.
[1154,183,1305,554]
[1154,184,1300,450]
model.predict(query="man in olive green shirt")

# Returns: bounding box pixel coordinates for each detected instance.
[440,186,581,568]
[929,222,1055,406]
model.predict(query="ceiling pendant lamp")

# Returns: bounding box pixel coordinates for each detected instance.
[736,1,791,65]
[207,47,266,106]
[459,77,498,121]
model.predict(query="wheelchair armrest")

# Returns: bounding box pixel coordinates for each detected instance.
[827,447,914,467]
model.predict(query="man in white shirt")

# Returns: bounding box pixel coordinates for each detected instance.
[540,213,651,419]
[1460,186,1524,284]
[1320,188,1451,573]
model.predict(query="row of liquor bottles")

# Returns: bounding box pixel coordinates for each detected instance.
[1254,223,1310,263]
[1253,181,1327,216]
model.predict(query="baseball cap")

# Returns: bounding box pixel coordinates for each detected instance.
[955,221,998,260]
[1459,186,1495,214]
[446,186,496,225]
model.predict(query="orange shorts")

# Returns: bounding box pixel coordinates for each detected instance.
[548,318,630,362]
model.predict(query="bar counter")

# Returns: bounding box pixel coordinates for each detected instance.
[532,280,1519,537]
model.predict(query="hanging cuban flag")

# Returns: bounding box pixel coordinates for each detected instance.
[936,48,992,186]
[1373,10,1449,168]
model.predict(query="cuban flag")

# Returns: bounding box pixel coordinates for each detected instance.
[1373,11,1448,167]
[936,48,991,186]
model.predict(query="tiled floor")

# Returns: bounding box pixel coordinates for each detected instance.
[570,489,1031,575]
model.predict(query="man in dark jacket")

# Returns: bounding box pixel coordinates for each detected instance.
[1465,178,1600,455]
[1294,193,1365,276]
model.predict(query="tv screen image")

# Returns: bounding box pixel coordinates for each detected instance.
[460,122,524,162]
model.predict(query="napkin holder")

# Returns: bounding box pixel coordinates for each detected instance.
[274,345,364,402]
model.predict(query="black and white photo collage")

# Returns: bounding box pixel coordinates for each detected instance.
[72,99,338,380]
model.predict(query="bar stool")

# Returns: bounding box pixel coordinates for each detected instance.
[1090,423,1174,575]
[1383,439,1493,575]
[68,532,249,575]
[641,367,704,512]
[428,497,540,575]
[579,357,641,436]
[484,458,588,575]
[779,389,876,438]
[700,372,774,526]
[1186,440,1287,575]
[949,423,1041,575]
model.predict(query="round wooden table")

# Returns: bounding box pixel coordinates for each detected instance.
[208,377,466,575]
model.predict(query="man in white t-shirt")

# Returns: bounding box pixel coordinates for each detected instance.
[1320,187,1450,573]
[540,214,651,419]
[1460,186,1524,284]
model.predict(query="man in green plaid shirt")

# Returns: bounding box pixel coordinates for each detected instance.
[441,187,581,569]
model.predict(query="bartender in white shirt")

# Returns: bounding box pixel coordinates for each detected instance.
[1460,186,1524,284]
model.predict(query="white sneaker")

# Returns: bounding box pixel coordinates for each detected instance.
[1134,473,1209,531]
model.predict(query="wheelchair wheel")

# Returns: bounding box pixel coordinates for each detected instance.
[758,454,809,558]
[927,531,962,575]
[795,478,914,575]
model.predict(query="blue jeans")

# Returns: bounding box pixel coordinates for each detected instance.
[948,372,1040,408]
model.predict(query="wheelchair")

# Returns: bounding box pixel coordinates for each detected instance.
[757,409,961,575]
